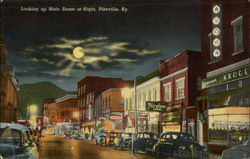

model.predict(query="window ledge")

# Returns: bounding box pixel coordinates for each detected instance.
[208,60,221,65]
[232,50,244,56]
[175,97,185,100]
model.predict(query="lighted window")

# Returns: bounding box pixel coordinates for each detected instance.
[164,82,172,102]
[129,97,132,110]
[176,78,185,99]
[143,92,146,106]
[148,90,151,101]
[232,16,243,54]
[153,88,157,101]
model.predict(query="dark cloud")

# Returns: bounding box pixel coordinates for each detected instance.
[2,0,200,90]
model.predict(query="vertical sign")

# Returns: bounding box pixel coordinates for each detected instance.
[211,3,222,61]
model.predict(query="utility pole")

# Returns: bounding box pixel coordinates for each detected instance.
[130,77,138,154]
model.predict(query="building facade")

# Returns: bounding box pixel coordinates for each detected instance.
[77,76,131,138]
[0,43,19,122]
[47,100,58,126]
[159,50,201,139]
[101,88,124,132]
[124,70,160,133]
[198,0,250,153]
[55,93,78,124]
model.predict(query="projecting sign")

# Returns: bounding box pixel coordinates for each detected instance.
[145,101,167,112]
[211,3,222,60]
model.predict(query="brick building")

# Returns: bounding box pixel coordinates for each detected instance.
[101,88,124,132]
[0,42,19,122]
[43,98,55,118]
[159,50,201,139]
[198,0,250,153]
[55,92,78,123]
[77,76,131,138]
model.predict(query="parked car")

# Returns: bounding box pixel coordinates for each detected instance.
[222,137,250,159]
[95,130,107,145]
[0,123,39,159]
[114,132,133,150]
[106,132,118,146]
[152,132,208,158]
[129,132,159,153]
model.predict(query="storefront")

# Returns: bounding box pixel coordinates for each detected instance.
[199,64,250,146]
[161,104,182,133]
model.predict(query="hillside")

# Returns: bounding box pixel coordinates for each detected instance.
[18,81,67,118]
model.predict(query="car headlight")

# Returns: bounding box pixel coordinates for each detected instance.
[179,146,186,150]
[153,144,157,151]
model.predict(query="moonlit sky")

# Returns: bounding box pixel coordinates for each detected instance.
[2,0,201,91]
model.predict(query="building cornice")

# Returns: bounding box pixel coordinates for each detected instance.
[55,94,77,103]
[206,58,250,77]
[136,76,160,89]
[101,88,121,95]
[160,67,188,81]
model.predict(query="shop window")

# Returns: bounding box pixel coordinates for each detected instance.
[125,98,128,110]
[175,78,185,99]
[164,82,172,102]
[208,83,227,94]
[108,96,110,106]
[153,88,157,101]
[208,105,250,145]
[228,80,240,90]
[242,77,250,87]
[231,16,243,54]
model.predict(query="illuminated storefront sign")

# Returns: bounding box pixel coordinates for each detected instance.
[138,114,149,120]
[82,121,95,126]
[202,65,250,89]
[166,104,182,112]
[145,101,167,112]
[109,116,122,120]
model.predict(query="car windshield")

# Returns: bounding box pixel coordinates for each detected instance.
[0,127,21,145]
[121,133,132,138]
[162,134,179,140]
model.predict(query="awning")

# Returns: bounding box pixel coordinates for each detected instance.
[197,86,250,101]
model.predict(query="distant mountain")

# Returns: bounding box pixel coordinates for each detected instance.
[18,81,67,118]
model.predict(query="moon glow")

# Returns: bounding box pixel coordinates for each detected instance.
[73,47,84,59]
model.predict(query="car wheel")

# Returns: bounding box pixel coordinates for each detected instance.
[172,150,179,158]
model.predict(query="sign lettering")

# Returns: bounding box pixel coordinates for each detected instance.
[145,101,167,112]
[202,65,250,89]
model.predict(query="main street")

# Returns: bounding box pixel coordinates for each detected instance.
[39,135,159,159]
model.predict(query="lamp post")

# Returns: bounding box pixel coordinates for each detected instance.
[130,77,138,154]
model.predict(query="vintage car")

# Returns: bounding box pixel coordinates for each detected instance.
[222,137,250,159]
[129,132,159,153]
[152,132,208,158]
[95,130,107,145]
[114,132,133,150]
[0,123,39,159]
[106,132,118,146]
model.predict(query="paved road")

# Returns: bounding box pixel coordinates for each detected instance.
[39,135,159,159]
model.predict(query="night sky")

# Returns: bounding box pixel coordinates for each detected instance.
[1,0,201,91]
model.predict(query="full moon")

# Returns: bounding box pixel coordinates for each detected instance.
[73,47,84,59]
